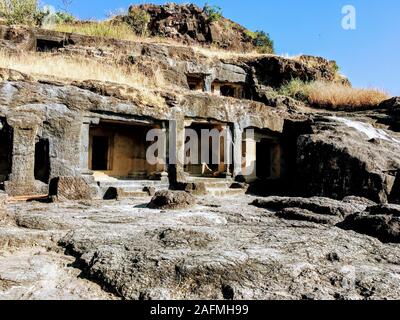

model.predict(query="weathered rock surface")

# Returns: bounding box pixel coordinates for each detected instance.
[276,208,342,226]
[252,196,366,219]
[0,191,12,227]
[249,55,338,89]
[338,204,400,243]
[148,190,196,210]
[3,195,399,300]
[0,191,6,208]
[378,97,400,132]
[295,117,400,203]
[124,3,256,52]
[0,247,116,300]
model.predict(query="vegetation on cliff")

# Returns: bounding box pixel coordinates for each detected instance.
[279,79,388,109]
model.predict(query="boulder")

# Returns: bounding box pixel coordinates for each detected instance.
[148,191,196,210]
[49,177,93,201]
[338,204,400,243]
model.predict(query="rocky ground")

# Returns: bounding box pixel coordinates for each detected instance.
[1,194,400,300]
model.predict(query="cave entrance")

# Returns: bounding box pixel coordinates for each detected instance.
[186,75,204,91]
[184,122,232,178]
[91,136,110,171]
[212,82,245,99]
[34,138,50,183]
[89,121,164,181]
[256,139,276,180]
[242,130,282,183]
[0,118,12,188]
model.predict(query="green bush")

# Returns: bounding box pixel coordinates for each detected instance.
[125,7,151,36]
[0,0,39,26]
[54,11,75,24]
[246,30,274,54]
[278,79,309,101]
[203,3,223,22]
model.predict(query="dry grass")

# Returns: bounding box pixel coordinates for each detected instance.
[51,21,140,41]
[0,49,165,105]
[280,79,389,109]
[46,21,266,60]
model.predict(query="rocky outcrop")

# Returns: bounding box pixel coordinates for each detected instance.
[148,191,196,210]
[378,97,400,131]
[338,204,400,243]
[248,55,338,89]
[295,117,400,203]
[124,3,256,52]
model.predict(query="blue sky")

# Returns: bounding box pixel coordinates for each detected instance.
[45,0,400,96]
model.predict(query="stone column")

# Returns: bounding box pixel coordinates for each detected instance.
[233,123,243,181]
[168,112,187,185]
[5,114,42,196]
[203,75,213,93]
[80,117,99,175]
[219,124,232,178]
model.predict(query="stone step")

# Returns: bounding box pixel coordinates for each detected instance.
[117,191,151,199]
[98,180,168,188]
[188,178,233,189]
[97,180,169,200]
[207,187,246,197]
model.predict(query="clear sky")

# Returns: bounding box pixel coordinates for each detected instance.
[45,0,400,96]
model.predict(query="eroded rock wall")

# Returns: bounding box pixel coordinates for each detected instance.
[295,117,400,203]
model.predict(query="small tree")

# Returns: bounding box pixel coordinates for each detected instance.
[125,7,151,37]
[0,0,39,26]
[245,30,274,54]
[203,3,223,22]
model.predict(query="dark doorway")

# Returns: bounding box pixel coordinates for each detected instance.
[220,85,236,97]
[0,119,12,186]
[91,136,110,171]
[256,139,272,179]
[34,139,50,183]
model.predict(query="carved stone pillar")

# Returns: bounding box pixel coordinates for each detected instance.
[80,117,99,175]
[5,114,42,196]
[168,113,187,184]
[233,123,243,180]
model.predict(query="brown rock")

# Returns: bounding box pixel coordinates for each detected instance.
[148,191,196,210]
[49,177,92,201]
